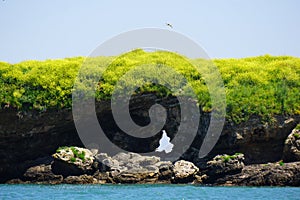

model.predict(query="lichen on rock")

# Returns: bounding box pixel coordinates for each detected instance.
[52,146,96,177]
[205,153,245,182]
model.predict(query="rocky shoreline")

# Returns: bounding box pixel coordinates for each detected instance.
[1,94,300,185]
[5,139,300,186]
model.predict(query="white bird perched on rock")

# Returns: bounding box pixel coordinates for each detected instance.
[166,23,173,28]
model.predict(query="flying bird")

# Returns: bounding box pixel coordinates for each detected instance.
[166,23,173,29]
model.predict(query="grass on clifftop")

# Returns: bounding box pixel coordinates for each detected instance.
[0,49,299,123]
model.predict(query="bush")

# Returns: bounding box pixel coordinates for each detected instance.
[0,51,299,124]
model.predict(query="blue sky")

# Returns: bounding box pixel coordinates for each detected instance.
[0,0,299,63]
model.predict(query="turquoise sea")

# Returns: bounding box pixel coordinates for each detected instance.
[0,185,300,200]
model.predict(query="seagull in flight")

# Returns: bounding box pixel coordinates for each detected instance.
[166,23,173,29]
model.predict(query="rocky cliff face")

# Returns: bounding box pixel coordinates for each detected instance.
[206,115,299,164]
[0,108,83,182]
[0,93,299,182]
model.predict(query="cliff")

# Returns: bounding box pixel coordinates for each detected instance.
[0,93,299,183]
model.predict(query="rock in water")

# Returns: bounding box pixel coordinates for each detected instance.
[155,161,174,182]
[282,127,300,162]
[52,147,95,177]
[95,152,164,183]
[205,153,244,182]
[112,168,159,184]
[110,152,161,183]
[22,164,63,184]
[214,162,300,186]
[95,153,120,172]
[111,152,160,167]
[173,160,199,183]
[63,175,98,184]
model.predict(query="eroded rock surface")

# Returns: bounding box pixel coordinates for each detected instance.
[97,152,161,184]
[3,147,300,186]
[52,147,96,177]
[173,160,199,183]
[0,93,299,183]
[213,162,300,186]
[23,164,63,184]
[205,153,244,182]
[282,127,300,162]
[63,175,99,184]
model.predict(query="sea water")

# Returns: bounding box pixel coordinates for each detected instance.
[0,184,299,200]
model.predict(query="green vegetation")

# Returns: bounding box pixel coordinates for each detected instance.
[293,124,300,139]
[293,133,300,139]
[55,146,86,162]
[0,50,299,124]
[221,153,242,163]
[222,155,231,163]
[214,55,300,123]
[70,146,86,162]
[278,160,285,166]
[0,57,85,110]
[56,146,71,153]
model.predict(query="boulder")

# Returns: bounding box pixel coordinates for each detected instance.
[192,174,208,184]
[112,152,160,166]
[52,147,96,177]
[93,171,113,184]
[63,174,99,184]
[155,161,173,181]
[112,168,159,184]
[214,162,300,186]
[282,127,300,162]
[22,164,63,184]
[6,179,26,184]
[95,153,120,172]
[95,152,162,183]
[98,152,161,173]
[206,153,244,182]
[173,160,199,183]
[110,152,161,183]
